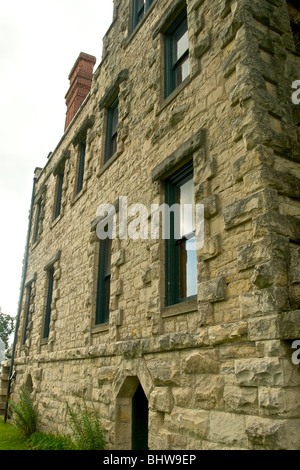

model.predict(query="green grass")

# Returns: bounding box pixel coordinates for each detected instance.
[0,419,31,450]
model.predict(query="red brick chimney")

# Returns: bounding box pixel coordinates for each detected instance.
[64,52,96,131]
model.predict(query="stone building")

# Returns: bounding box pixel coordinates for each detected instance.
[1,0,300,450]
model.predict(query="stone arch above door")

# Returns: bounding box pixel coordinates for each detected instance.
[113,359,154,450]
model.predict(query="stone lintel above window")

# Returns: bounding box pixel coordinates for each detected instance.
[44,251,61,272]
[99,69,129,111]
[52,150,71,176]
[151,130,205,182]
[152,0,187,39]
[72,115,95,147]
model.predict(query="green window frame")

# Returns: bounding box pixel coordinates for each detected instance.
[164,9,190,98]
[22,284,32,345]
[33,200,41,243]
[76,139,86,195]
[54,169,64,220]
[287,1,300,53]
[95,237,112,325]
[43,267,54,339]
[165,161,197,307]
[105,98,118,163]
[132,0,153,30]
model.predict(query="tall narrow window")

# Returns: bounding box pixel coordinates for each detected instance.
[287,1,300,53]
[105,98,118,162]
[132,0,153,30]
[23,284,32,345]
[76,139,86,195]
[95,236,112,325]
[43,267,54,339]
[33,201,41,243]
[54,170,64,220]
[165,161,197,306]
[164,9,190,98]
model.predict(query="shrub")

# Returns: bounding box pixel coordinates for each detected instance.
[29,431,74,450]
[9,387,38,438]
[66,401,106,450]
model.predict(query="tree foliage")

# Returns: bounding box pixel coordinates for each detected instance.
[0,306,15,350]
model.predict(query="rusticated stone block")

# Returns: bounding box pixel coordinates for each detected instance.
[243,165,300,198]
[235,358,283,387]
[223,189,279,229]
[237,236,289,272]
[246,416,300,450]
[248,315,279,341]
[182,350,219,375]
[224,385,258,414]
[202,194,219,219]
[147,359,181,386]
[252,259,288,289]
[194,375,225,410]
[252,211,300,243]
[198,276,227,303]
[278,310,300,340]
[210,411,247,447]
[239,286,290,318]
[208,321,247,346]
[112,249,125,267]
[198,234,221,261]
[149,387,174,414]
[194,33,211,58]
[165,408,209,440]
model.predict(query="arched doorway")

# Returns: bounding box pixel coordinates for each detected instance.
[115,376,149,450]
[132,383,148,450]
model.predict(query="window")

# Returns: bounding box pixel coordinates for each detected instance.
[76,139,86,194]
[22,284,32,345]
[43,267,54,339]
[132,0,153,30]
[105,98,119,162]
[54,169,64,220]
[33,201,41,244]
[95,235,112,325]
[165,161,197,306]
[287,1,300,53]
[164,9,190,98]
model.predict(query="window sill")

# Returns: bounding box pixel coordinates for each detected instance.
[71,186,87,206]
[162,298,198,318]
[40,338,48,346]
[51,212,64,229]
[31,238,41,251]
[157,75,191,115]
[91,322,109,334]
[97,149,122,178]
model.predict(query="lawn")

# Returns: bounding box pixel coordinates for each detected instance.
[0,419,31,450]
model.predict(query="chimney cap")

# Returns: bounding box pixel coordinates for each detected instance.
[68,52,97,80]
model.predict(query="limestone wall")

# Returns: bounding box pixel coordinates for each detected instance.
[10,0,300,450]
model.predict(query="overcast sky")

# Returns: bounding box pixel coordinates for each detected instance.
[0,0,114,321]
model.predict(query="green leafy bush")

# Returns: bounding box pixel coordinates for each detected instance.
[29,431,74,450]
[9,387,38,438]
[66,401,106,450]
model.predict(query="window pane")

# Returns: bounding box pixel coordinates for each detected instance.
[111,103,118,136]
[185,237,197,298]
[96,236,112,324]
[76,140,86,194]
[105,99,118,161]
[180,178,195,237]
[175,56,190,87]
[23,285,32,344]
[44,268,54,338]
[174,26,189,63]
[54,170,64,219]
